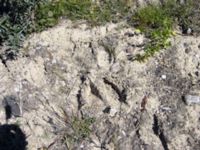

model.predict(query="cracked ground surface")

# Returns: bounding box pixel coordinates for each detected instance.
[0,20,200,149]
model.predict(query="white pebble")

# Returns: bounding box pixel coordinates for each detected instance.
[52,59,57,64]
[110,108,118,117]
[161,75,166,79]
[14,87,20,92]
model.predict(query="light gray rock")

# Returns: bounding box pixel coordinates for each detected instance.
[184,95,200,105]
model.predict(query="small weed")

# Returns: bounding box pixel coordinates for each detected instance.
[62,116,95,148]
[71,116,95,139]
[132,2,174,61]
[0,0,41,58]
[131,0,198,61]
[163,0,193,33]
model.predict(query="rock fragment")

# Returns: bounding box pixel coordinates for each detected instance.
[184,95,200,105]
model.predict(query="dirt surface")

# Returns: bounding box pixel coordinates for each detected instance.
[0,18,200,150]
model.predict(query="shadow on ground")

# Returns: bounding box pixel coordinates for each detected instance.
[0,124,27,150]
[0,95,28,150]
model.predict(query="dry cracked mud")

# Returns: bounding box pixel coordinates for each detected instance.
[0,19,200,150]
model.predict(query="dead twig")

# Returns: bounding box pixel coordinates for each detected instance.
[140,93,150,112]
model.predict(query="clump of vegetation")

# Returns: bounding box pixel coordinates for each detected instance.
[163,0,193,34]
[0,0,130,59]
[70,116,95,140]
[132,2,174,61]
[62,116,95,148]
[131,0,196,61]
[0,0,38,57]
[35,0,129,31]
[35,0,94,31]
[187,1,200,34]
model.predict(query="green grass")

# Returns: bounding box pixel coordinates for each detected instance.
[132,2,174,61]
[163,0,193,33]
[35,0,93,31]
[35,0,129,31]
[0,0,38,57]
[0,0,129,59]
[71,116,95,139]
[62,116,95,148]
[131,0,196,61]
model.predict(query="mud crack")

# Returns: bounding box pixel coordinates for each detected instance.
[152,114,169,150]
[103,78,127,104]
[89,80,103,100]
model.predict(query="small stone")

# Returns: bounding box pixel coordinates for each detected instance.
[80,144,84,148]
[52,59,57,64]
[121,130,126,136]
[124,32,134,37]
[187,28,192,34]
[184,95,200,105]
[111,63,121,73]
[110,108,118,117]
[161,75,166,80]
[14,87,20,92]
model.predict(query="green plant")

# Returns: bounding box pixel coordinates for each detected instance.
[0,0,39,58]
[35,0,93,31]
[163,0,193,33]
[63,116,95,148]
[0,0,130,59]
[131,0,200,61]
[132,2,174,61]
[35,0,130,30]
[71,116,95,139]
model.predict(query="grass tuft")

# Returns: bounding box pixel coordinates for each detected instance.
[35,0,130,31]
[131,0,199,61]
[62,116,95,148]
[0,0,130,59]
[132,2,174,61]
